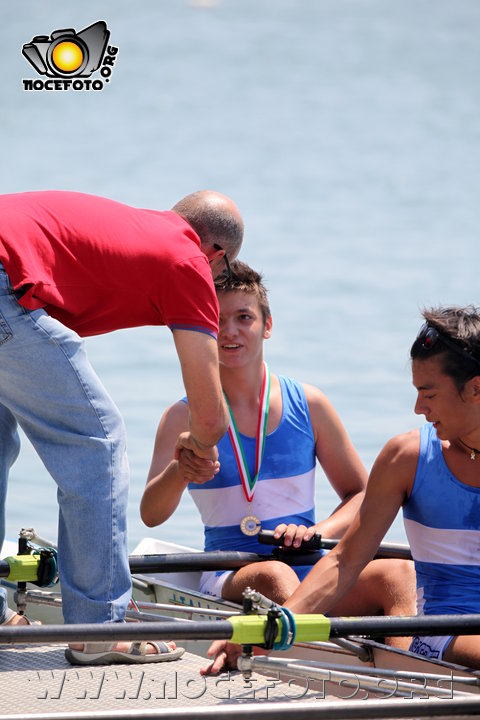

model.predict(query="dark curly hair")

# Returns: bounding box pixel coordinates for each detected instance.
[410,305,480,391]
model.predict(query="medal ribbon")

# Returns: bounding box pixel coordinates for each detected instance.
[224,362,271,503]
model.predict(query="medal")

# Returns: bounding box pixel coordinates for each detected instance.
[224,362,271,536]
[240,513,262,536]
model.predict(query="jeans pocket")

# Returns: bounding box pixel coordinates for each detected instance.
[0,311,13,346]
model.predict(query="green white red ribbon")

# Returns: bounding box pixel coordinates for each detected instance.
[224,362,271,503]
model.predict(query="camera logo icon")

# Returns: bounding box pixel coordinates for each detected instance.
[22,21,110,78]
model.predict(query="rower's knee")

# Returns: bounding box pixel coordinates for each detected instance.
[223,560,300,604]
[381,559,417,615]
[253,561,300,602]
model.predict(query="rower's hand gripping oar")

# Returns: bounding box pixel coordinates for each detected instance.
[257,529,323,550]
[257,529,412,560]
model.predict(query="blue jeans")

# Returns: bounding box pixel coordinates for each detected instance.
[0,263,131,623]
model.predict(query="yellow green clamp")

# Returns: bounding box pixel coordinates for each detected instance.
[5,554,40,583]
[229,613,331,645]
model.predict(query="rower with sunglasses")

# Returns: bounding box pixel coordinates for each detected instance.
[204,305,480,674]
[275,306,480,669]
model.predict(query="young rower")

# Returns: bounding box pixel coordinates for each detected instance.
[205,304,480,672]
[141,260,415,643]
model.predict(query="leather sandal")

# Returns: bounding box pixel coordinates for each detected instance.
[65,641,185,666]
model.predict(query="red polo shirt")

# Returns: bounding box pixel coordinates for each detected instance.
[0,191,219,338]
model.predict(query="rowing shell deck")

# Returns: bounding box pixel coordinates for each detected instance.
[0,643,327,717]
[1,643,480,720]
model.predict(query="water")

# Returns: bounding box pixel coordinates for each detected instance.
[1,0,480,552]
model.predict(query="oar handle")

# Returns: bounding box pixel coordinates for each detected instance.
[258,531,412,560]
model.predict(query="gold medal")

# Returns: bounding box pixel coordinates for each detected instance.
[240,514,262,536]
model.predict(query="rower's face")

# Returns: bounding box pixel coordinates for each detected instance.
[412,355,468,439]
[216,290,272,367]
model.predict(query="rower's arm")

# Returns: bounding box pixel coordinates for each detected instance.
[303,383,367,538]
[285,430,419,615]
[141,402,191,526]
[141,396,223,527]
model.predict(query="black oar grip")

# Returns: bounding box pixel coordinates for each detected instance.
[257,529,322,550]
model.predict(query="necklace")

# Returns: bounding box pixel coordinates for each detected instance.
[224,362,271,536]
[457,437,480,461]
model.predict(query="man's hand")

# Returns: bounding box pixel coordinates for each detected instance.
[175,431,219,461]
[176,447,220,484]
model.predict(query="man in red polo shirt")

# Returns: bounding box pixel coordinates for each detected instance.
[0,189,243,665]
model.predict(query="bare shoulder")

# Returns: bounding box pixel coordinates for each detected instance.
[156,399,189,436]
[377,429,421,465]
[302,382,329,403]
[301,382,350,442]
[371,429,421,496]
[301,382,337,417]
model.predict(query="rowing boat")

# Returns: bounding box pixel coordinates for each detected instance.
[2,530,480,710]
[128,536,480,697]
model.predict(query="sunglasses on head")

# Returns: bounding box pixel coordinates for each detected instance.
[418,324,480,368]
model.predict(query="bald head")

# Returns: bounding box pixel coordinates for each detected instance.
[172,190,244,259]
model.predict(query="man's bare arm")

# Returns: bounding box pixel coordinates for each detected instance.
[172,329,228,455]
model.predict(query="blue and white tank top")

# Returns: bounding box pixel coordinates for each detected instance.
[187,376,318,579]
[403,422,480,615]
